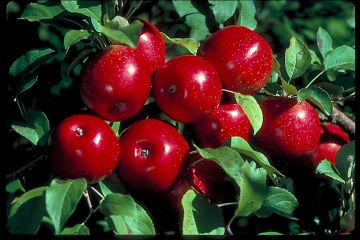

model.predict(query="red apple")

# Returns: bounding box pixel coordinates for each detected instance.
[116,119,189,193]
[135,18,166,74]
[200,25,273,94]
[255,97,321,159]
[80,45,151,121]
[51,114,120,183]
[153,55,222,123]
[193,103,252,148]
[307,123,350,168]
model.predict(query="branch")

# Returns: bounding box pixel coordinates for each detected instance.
[6,154,45,180]
[331,106,355,134]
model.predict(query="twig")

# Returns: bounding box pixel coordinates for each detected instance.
[331,106,355,134]
[90,186,104,200]
[6,154,45,180]
[217,202,238,208]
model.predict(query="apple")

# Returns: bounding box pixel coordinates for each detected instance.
[307,123,350,168]
[80,45,151,121]
[153,55,222,123]
[255,97,321,159]
[135,18,166,74]
[193,103,252,148]
[116,119,189,193]
[51,114,120,183]
[200,25,273,94]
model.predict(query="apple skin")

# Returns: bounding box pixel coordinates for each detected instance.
[254,97,321,159]
[135,18,166,74]
[193,103,252,148]
[116,119,189,193]
[153,55,222,123]
[186,158,225,204]
[80,45,151,121]
[307,123,349,168]
[200,25,273,95]
[51,114,120,183]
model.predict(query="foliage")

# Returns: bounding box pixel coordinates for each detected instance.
[5,0,355,236]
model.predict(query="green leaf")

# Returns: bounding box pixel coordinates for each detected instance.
[209,0,237,24]
[161,32,200,55]
[309,49,322,65]
[61,0,101,23]
[194,145,244,189]
[104,15,129,29]
[6,179,25,194]
[237,0,257,30]
[9,48,55,78]
[228,137,284,179]
[7,187,47,234]
[172,0,210,41]
[100,193,155,235]
[64,30,91,50]
[14,75,38,97]
[20,2,65,22]
[102,0,118,21]
[99,173,127,196]
[181,189,225,235]
[281,79,298,96]
[297,86,333,115]
[11,110,50,146]
[285,37,311,79]
[335,141,355,181]
[45,178,87,233]
[324,45,355,71]
[258,231,284,236]
[316,27,333,59]
[235,161,267,217]
[256,187,299,219]
[314,82,344,98]
[91,19,135,48]
[60,224,90,235]
[234,92,263,135]
[110,122,121,137]
[272,55,284,81]
[316,160,346,184]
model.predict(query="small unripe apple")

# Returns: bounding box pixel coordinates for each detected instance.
[116,119,189,193]
[80,45,151,121]
[51,114,120,183]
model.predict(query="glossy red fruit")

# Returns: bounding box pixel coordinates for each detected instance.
[135,18,166,74]
[80,45,151,121]
[255,97,321,159]
[186,157,225,203]
[193,103,252,148]
[51,114,120,183]
[200,25,273,94]
[166,155,225,209]
[308,123,349,167]
[117,119,189,193]
[153,55,222,123]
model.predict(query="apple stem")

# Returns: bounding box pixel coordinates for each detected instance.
[222,89,238,95]
[83,189,100,224]
[90,186,104,200]
[226,215,236,236]
[305,69,326,88]
[217,202,238,208]
[189,150,198,155]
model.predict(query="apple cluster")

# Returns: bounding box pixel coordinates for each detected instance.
[50,19,349,207]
